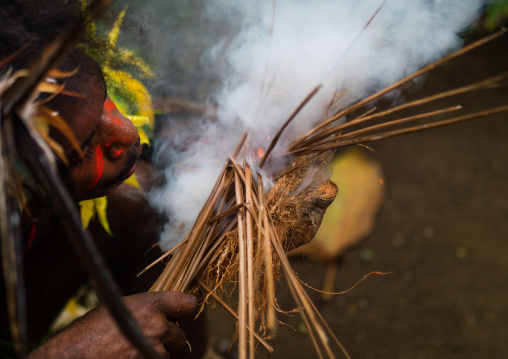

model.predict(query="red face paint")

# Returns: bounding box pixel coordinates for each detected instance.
[104,97,128,127]
[113,149,124,158]
[26,223,38,253]
[84,144,104,193]
[81,97,137,195]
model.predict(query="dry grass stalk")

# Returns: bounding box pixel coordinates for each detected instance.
[290,28,507,151]
[146,30,508,358]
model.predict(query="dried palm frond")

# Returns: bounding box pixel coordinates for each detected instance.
[148,28,508,358]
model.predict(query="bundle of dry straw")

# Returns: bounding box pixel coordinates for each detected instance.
[144,29,508,359]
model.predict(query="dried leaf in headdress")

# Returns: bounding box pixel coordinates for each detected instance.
[0,70,30,95]
[33,128,67,164]
[0,44,30,70]
[32,106,83,162]
[46,66,80,79]
[36,81,86,98]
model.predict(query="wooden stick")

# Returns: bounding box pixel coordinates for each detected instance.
[234,170,248,359]
[258,173,276,333]
[230,158,247,184]
[263,211,326,358]
[244,165,255,358]
[150,162,231,292]
[259,85,322,168]
[336,105,461,140]
[137,238,188,277]
[289,28,507,150]
[333,72,508,133]
[324,0,386,80]
[314,105,508,152]
[208,202,246,224]
[233,131,248,157]
[297,278,352,359]
[193,220,237,276]
[294,72,508,152]
[181,222,218,291]
[178,167,238,291]
[291,105,462,156]
[197,280,274,353]
[272,152,323,181]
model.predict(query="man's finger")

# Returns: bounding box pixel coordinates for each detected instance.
[145,291,198,319]
[163,321,187,350]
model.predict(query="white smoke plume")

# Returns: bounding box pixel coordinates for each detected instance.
[149,0,483,251]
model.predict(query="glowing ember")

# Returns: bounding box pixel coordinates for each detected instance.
[258,147,265,158]
[378,178,384,185]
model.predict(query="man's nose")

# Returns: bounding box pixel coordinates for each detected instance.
[102,97,139,161]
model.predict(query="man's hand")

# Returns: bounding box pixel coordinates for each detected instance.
[29,291,198,358]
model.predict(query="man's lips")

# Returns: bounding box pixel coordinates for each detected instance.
[125,163,137,179]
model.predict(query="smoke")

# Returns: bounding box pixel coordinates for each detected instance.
[148,0,483,250]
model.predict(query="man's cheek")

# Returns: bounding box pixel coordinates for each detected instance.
[83,145,105,194]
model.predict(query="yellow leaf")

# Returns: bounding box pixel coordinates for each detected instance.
[79,197,113,236]
[106,70,154,127]
[137,127,150,146]
[127,115,150,127]
[95,197,113,236]
[123,173,141,190]
[125,115,151,146]
[119,50,154,78]
[79,0,96,40]
[80,199,96,229]
[104,6,128,68]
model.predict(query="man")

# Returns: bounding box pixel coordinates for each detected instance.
[1,59,201,357]
[0,2,202,357]
[1,1,333,358]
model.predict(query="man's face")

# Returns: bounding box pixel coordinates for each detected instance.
[67,95,142,201]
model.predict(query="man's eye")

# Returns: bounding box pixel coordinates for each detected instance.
[68,146,93,167]
[83,146,94,160]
